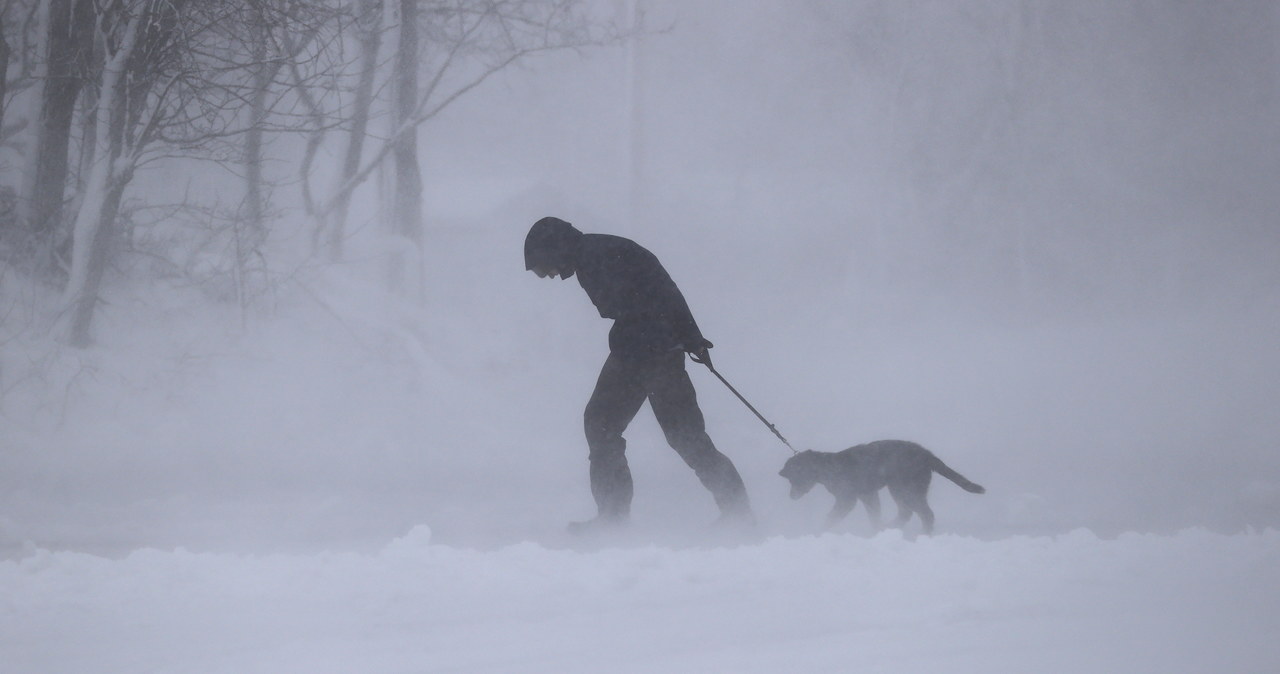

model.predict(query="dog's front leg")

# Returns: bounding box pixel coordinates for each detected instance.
[826,498,857,529]
[860,491,882,530]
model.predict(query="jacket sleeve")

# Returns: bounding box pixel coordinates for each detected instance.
[667,291,707,350]
[630,251,706,350]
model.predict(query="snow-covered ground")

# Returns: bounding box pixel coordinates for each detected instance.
[4,526,1278,673]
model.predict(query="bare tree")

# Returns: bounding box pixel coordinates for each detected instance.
[298,0,626,295]
[62,0,187,346]
[10,0,625,345]
[226,0,339,313]
[58,0,345,343]
[312,0,381,262]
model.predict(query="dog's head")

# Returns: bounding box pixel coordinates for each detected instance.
[779,450,823,500]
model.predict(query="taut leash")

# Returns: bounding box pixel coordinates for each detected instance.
[698,360,797,454]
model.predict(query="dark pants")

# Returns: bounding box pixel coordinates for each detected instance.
[583,350,751,521]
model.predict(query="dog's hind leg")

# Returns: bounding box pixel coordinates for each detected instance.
[908,494,935,534]
[889,480,935,534]
[886,483,917,530]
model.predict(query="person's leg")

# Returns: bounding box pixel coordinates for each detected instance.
[582,353,648,523]
[645,353,752,519]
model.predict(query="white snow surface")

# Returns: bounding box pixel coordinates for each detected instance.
[4,526,1278,673]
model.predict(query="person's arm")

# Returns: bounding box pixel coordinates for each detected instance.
[632,253,713,362]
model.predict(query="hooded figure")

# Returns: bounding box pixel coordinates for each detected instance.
[525,216,753,533]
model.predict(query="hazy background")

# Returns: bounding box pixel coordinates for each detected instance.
[2,0,1278,553]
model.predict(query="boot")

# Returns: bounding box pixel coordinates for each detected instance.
[566,513,628,536]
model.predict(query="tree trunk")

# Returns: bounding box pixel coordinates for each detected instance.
[24,0,91,275]
[62,8,142,347]
[243,27,269,246]
[389,0,422,297]
[323,0,382,262]
[64,175,127,347]
[238,48,269,322]
[0,13,9,137]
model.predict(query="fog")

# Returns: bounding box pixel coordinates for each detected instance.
[3,0,1278,553]
[422,0,1280,542]
[3,2,1279,670]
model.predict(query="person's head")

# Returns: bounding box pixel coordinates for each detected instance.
[524,216,583,279]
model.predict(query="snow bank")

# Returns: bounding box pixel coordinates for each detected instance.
[3,527,1277,673]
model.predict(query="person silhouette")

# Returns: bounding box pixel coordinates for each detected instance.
[524,216,753,534]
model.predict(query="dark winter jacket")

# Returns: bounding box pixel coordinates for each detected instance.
[525,217,707,355]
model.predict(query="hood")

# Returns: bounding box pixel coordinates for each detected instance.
[524,216,583,278]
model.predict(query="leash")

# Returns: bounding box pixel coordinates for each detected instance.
[696,358,797,454]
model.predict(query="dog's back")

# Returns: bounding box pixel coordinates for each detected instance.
[831,440,932,492]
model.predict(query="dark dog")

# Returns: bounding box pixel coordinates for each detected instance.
[779,440,985,534]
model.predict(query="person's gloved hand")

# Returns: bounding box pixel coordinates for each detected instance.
[687,338,714,367]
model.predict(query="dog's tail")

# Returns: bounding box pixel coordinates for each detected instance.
[929,453,985,494]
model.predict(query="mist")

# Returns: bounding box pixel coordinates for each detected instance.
[419,0,1280,540]
[2,2,1279,670]
[1,0,1277,553]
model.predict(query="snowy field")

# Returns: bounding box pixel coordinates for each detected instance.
[4,526,1278,673]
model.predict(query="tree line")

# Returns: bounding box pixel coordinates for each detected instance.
[0,0,622,346]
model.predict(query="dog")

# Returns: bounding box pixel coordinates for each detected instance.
[779,440,984,534]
